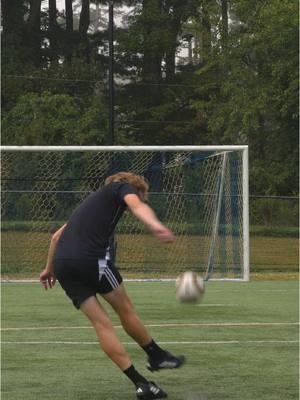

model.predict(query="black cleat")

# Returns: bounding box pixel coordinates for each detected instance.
[136,381,167,399]
[147,352,186,372]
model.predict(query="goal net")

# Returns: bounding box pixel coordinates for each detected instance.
[1,146,249,281]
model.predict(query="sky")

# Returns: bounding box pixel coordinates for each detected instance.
[54,1,128,27]
[54,0,190,59]
[57,0,65,10]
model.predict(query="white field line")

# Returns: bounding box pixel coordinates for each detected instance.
[1,322,299,332]
[196,304,238,307]
[2,340,299,346]
[1,280,299,292]
[211,289,299,293]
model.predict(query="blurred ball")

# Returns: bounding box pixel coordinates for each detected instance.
[175,271,205,303]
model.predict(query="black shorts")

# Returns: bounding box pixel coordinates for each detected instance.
[53,258,123,309]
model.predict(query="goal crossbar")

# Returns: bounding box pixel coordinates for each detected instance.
[1,145,248,152]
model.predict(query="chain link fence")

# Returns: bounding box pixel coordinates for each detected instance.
[249,196,298,277]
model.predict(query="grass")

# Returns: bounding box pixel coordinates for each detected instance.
[1,281,299,400]
[1,231,299,278]
[250,236,299,271]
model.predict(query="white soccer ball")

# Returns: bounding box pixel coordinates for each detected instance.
[175,271,205,303]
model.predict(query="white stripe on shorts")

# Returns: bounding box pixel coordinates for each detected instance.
[105,246,110,261]
[104,267,119,289]
[98,259,107,281]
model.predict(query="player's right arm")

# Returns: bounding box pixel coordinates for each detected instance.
[39,224,67,290]
[124,194,175,243]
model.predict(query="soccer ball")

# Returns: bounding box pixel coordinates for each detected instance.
[175,271,205,303]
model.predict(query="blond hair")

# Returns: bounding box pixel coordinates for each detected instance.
[105,172,149,201]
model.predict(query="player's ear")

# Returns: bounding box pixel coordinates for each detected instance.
[138,189,148,202]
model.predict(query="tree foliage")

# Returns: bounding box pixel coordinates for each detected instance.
[1,0,298,195]
[2,91,108,145]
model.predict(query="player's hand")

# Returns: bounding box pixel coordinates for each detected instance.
[39,268,56,290]
[153,227,175,243]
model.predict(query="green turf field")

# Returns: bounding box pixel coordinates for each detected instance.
[1,281,299,400]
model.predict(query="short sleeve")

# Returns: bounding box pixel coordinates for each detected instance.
[118,183,138,202]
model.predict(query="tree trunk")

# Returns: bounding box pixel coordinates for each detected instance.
[201,4,211,62]
[27,0,42,32]
[26,0,42,66]
[1,0,25,72]
[78,0,90,63]
[142,0,162,83]
[1,0,24,35]
[65,0,74,64]
[79,0,90,35]
[49,0,59,64]
[65,0,73,32]
[221,0,228,50]
[165,14,181,82]
[165,46,176,81]
[143,52,163,82]
[93,2,101,32]
[49,0,57,28]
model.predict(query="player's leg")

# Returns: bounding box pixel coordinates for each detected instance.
[102,284,151,345]
[55,259,167,398]
[80,295,167,399]
[102,283,185,371]
[80,295,131,369]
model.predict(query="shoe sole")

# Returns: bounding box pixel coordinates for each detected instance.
[136,394,167,400]
[136,382,168,399]
[147,356,186,372]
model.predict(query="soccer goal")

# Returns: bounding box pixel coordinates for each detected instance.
[1,146,249,281]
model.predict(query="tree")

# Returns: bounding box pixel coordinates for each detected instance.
[192,0,299,195]
[1,0,298,196]
[1,92,109,145]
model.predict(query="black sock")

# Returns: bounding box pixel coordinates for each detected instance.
[123,365,148,386]
[142,339,167,361]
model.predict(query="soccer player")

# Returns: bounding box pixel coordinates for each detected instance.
[39,172,185,400]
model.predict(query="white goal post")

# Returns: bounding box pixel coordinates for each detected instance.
[1,145,249,281]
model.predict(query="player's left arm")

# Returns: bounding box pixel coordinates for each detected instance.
[124,194,175,243]
[39,224,67,290]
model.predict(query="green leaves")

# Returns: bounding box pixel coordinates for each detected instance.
[1,92,108,145]
[191,0,298,194]
[1,0,298,195]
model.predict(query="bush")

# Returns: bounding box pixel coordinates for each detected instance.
[250,197,298,227]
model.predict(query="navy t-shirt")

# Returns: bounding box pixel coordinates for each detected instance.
[54,182,138,260]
